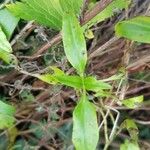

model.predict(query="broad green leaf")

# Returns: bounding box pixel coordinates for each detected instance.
[0,100,16,129]
[115,16,150,43]
[0,8,19,39]
[122,95,143,108]
[7,0,63,30]
[84,76,112,91]
[73,95,99,150]
[120,140,140,150]
[62,12,87,75]
[83,0,131,29]
[59,0,83,15]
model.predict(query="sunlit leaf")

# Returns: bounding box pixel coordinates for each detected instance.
[115,16,150,43]
[122,95,143,108]
[7,0,63,30]
[62,11,87,75]
[73,95,99,150]
[0,8,19,39]
[0,100,16,129]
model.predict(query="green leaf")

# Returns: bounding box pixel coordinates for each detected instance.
[0,8,19,39]
[0,100,16,129]
[73,95,99,150]
[121,119,139,141]
[0,27,14,63]
[122,95,144,108]
[62,12,87,75]
[121,119,138,130]
[120,140,140,150]
[50,66,65,75]
[35,74,58,85]
[0,114,16,129]
[7,0,63,30]
[0,101,15,116]
[84,76,112,91]
[59,0,83,15]
[0,27,12,53]
[36,71,111,91]
[83,0,131,29]
[36,73,82,89]
[115,16,150,43]
[55,75,82,89]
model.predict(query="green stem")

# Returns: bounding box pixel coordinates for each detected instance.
[81,73,86,97]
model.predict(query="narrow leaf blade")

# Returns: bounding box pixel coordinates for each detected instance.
[0,27,12,53]
[0,8,19,39]
[62,12,87,75]
[84,76,112,91]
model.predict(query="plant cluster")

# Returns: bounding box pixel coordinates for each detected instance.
[0,0,150,149]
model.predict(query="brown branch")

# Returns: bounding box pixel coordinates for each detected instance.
[82,0,113,25]
[29,0,113,60]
